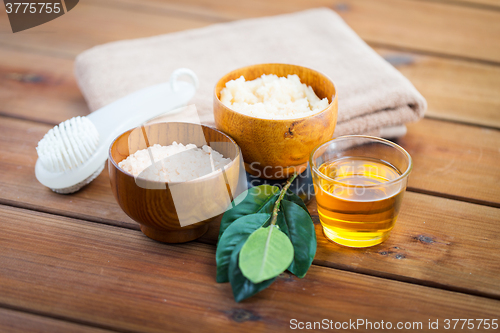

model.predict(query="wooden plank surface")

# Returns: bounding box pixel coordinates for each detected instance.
[310,192,500,298]
[1,0,499,330]
[97,0,500,63]
[377,48,500,128]
[2,116,499,298]
[436,0,500,8]
[0,308,113,333]
[400,119,500,206]
[0,1,212,57]
[201,191,500,298]
[2,0,500,65]
[1,204,499,333]
[335,0,500,63]
[0,48,89,125]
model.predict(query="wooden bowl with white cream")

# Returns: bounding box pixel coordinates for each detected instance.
[214,63,338,179]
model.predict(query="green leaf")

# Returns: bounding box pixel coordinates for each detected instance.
[284,189,310,216]
[239,226,294,284]
[218,185,279,240]
[216,213,270,283]
[228,240,276,302]
[216,175,316,302]
[277,200,317,278]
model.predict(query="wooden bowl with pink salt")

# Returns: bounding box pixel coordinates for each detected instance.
[108,122,243,243]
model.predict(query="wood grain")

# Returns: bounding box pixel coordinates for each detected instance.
[0,1,211,57]
[1,204,499,333]
[334,0,500,63]
[311,192,500,298]
[433,0,500,8]
[376,47,500,129]
[400,118,500,206]
[2,0,499,65]
[200,190,500,298]
[1,0,499,330]
[0,48,89,125]
[2,116,500,298]
[0,308,113,333]
[96,0,500,63]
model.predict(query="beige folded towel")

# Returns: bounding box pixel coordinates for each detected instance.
[75,8,426,137]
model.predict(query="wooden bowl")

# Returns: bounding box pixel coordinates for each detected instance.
[214,63,338,179]
[108,122,242,243]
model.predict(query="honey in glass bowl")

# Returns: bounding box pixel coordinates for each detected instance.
[311,136,412,248]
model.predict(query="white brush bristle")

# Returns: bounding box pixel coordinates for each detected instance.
[36,116,99,173]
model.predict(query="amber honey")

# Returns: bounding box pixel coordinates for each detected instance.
[315,157,405,247]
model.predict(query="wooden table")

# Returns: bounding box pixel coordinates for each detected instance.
[1,0,499,332]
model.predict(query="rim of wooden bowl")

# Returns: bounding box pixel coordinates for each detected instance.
[108,122,242,185]
[213,62,337,122]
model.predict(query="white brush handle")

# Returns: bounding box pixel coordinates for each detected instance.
[87,68,198,139]
[35,68,198,191]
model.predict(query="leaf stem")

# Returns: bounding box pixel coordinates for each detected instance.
[270,172,298,226]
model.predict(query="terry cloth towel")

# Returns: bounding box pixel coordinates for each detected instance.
[74,8,426,137]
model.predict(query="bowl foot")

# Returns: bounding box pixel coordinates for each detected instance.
[140,224,209,243]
